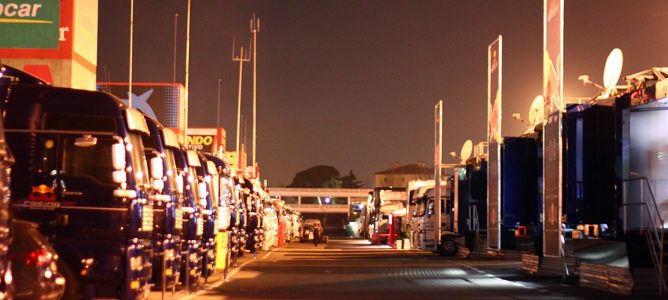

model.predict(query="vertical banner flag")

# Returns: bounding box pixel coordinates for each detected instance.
[487,35,502,250]
[543,0,563,258]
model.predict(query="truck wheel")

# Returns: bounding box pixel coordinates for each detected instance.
[57,260,84,300]
[438,238,457,256]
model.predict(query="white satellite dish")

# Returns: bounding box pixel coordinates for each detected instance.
[460,140,473,163]
[602,48,623,98]
[528,95,544,130]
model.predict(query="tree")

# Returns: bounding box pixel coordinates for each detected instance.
[340,169,363,188]
[288,165,342,188]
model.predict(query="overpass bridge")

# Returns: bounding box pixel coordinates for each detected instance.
[268,188,372,214]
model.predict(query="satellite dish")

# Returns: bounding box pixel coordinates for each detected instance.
[460,140,473,163]
[602,48,623,97]
[528,95,544,130]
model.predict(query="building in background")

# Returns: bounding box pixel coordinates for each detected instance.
[374,161,433,188]
[0,0,98,90]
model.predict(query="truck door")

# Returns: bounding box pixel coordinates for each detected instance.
[55,134,121,237]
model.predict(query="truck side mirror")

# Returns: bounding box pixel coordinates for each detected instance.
[150,156,163,180]
[198,181,207,202]
[176,175,184,194]
[111,143,126,170]
[149,156,164,192]
[113,170,127,183]
[218,206,231,229]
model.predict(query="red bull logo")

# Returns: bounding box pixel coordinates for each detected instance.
[28,184,56,202]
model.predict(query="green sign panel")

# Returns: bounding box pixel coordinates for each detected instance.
[0,0,60,49]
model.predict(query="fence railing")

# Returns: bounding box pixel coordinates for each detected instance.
[622,177,665,295]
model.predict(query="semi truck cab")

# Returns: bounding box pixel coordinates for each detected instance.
[3,84,154,299]
[142,115,184,290]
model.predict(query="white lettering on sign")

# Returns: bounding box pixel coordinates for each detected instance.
[59,27,69,41]
[0,3,42,17]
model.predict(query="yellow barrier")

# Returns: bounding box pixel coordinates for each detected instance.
[215,231,229,269]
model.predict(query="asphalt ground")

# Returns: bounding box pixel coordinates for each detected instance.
[150,238,664,300]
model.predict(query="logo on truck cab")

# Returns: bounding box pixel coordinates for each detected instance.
[28,184,56,202]
[25,184,61,209]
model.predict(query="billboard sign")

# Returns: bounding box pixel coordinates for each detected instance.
[97,82,184,130]
[487,36,502,250]
[543,0,563,258]
[0,0,73,55]
[186,128,226,154]
[0,0,60,48]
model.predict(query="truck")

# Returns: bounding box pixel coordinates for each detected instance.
[142,115,184,291]
[0,77,13,299]
[171,145,203,290]
[408,179,457,255]
[188,151,217,279]
[455,154,488,255]
[227,174,245,267]
[203,153,232,273]
[2,84,154,299]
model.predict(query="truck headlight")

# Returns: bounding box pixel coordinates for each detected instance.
[130,256,143,271]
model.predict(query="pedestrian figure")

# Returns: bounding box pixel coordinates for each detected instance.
[313,223,323,247]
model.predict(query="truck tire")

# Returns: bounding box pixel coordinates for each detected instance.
[57,260,84,300]
[438,237,457,256]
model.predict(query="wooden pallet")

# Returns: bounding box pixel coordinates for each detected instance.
[580,262,633,295]
[522,254,540,274]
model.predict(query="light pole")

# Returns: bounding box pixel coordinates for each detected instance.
[184,0,191,138]
[173,13,178,84]
[250,14,260,172]
[217,78,222,156]
[232,39,251,169]
[434,100,443,248]
[128,0,134,108]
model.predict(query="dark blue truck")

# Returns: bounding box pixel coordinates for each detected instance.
[142,115,184,291]
[2,84,154,299]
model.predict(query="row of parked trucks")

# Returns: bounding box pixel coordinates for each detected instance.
[0,64,301,300]
[366,66,668,295]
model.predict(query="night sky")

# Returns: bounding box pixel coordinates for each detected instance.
[98,0,668,187]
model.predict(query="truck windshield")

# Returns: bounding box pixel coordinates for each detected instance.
[189,167,200,201]
[61,135,116,184]
[208,175,219,208]
[417,199,427,217]
[163,149,177,192]
[128,133,149,187]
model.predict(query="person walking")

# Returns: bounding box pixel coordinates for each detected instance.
[313,223,324,247]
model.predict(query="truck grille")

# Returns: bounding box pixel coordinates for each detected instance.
[142,206,154,232]
[196,216,204,236]
[175,208,183,230]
